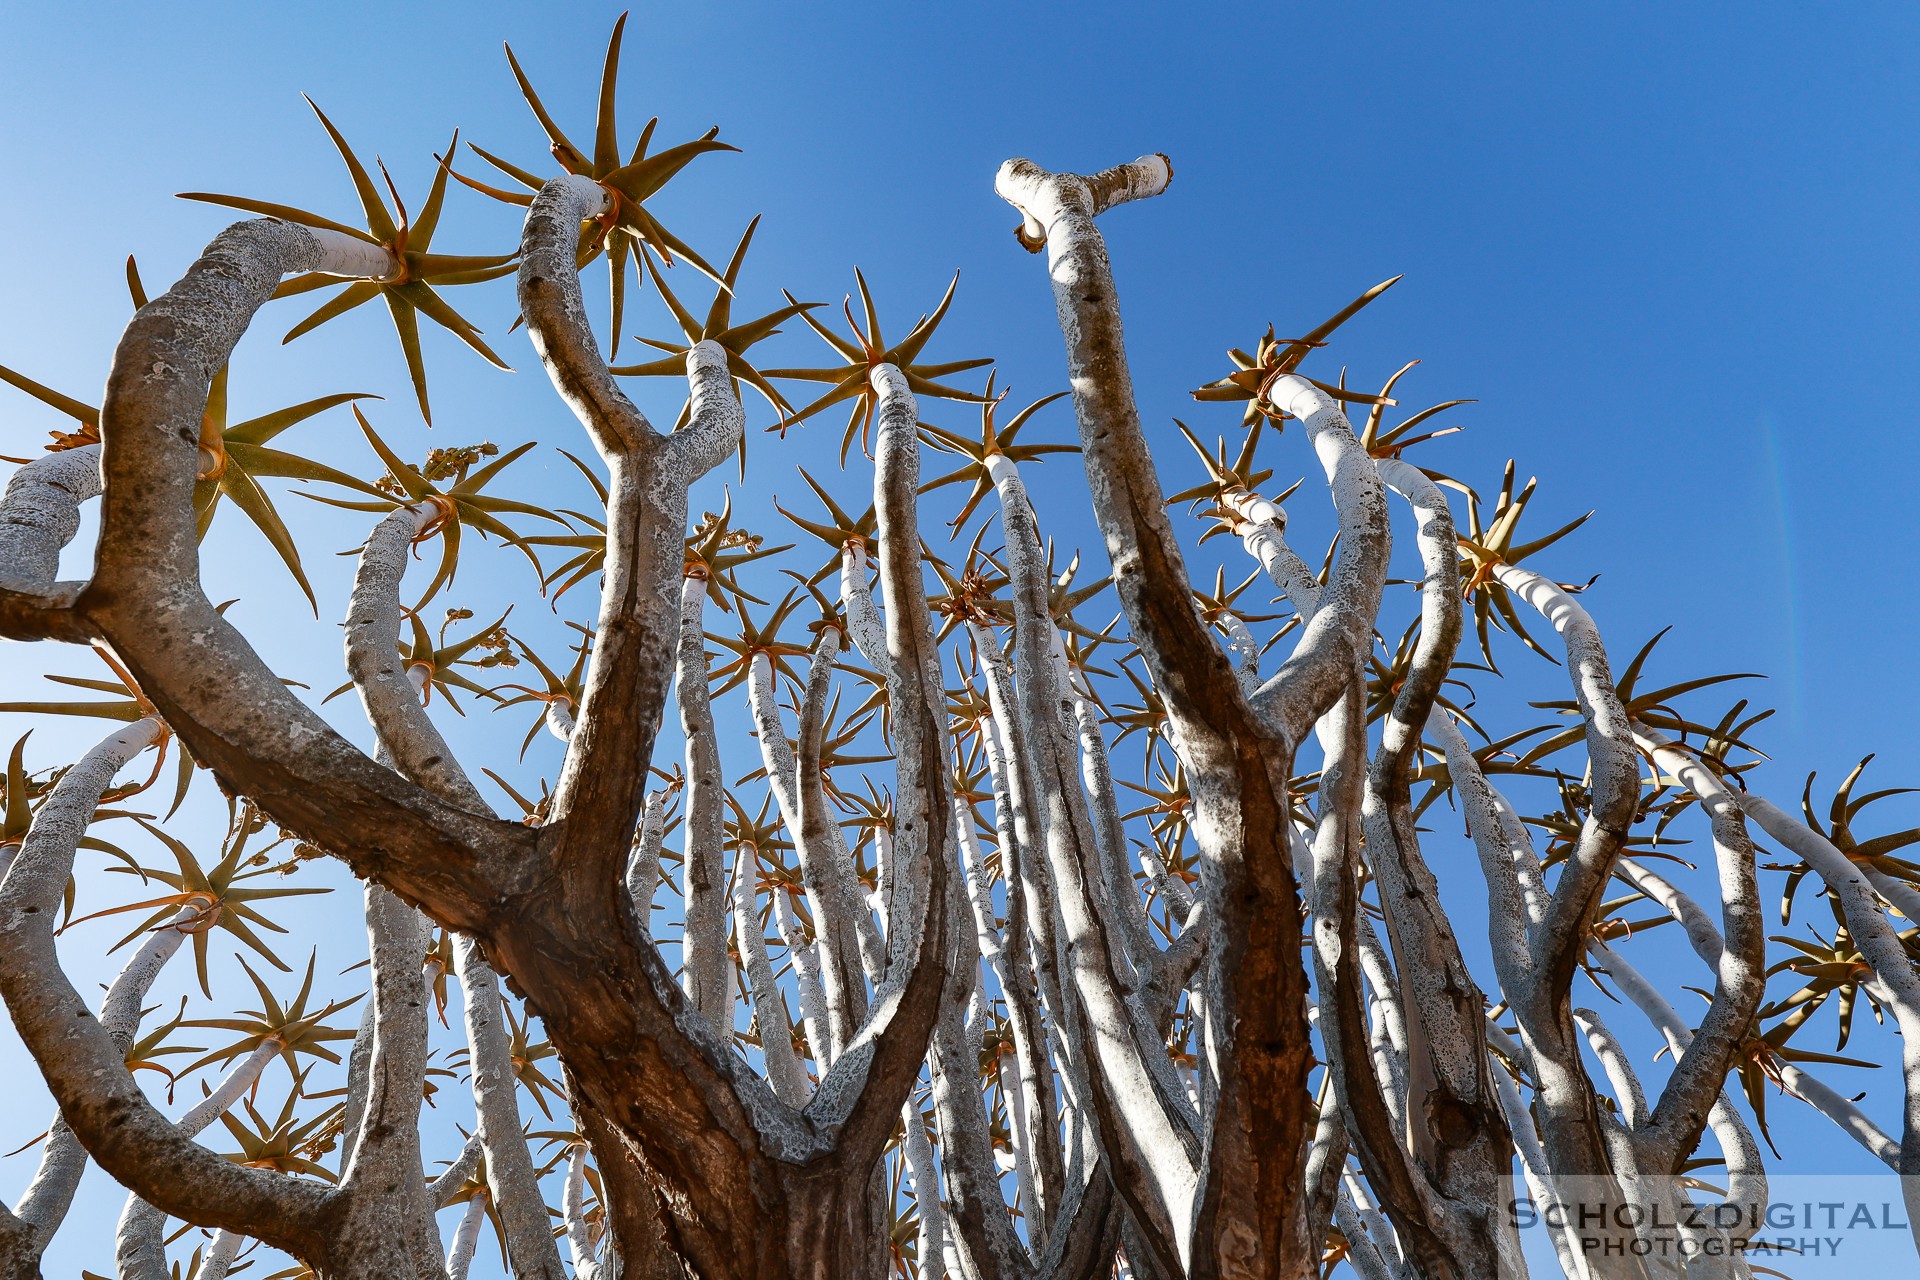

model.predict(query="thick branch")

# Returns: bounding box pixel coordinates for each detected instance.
[0,444,98,642]
[0,718,331,1257]
[1500,564,1637,998]
[516,175,643,453]
[992,155,1244,767]
[800,364,950,1179]
[79,216,532,934]
[344,515,568,1280]
[1632,733,1765,1171]
[676,572,731,1024]
[997,153,1326,1277]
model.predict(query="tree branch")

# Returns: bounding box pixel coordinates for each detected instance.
[1631,732,1765,1172]
[0,444,99,642]
[332,885,447,1280]
[996,152,1326,1277]
[344,512,568,1280]
[77,217,532,935]
[0,718,332,1257]
[1354,458,1520,1272]
[524,176,688,912]
[675,570,731,1025]
[801,365,949,1179]
[1499,564,1636,999]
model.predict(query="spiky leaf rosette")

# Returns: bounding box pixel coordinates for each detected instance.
[181,952,361,1079]
[609,216,816,472]
[1191,276,1403,427]
[306,407,565,610]
[1456,462,1594,668]
[775,469,877,585]
[761,270,991,462]
[183,102,515,423]
[920,373,1076,530]
[1,259,382,610]
[452,11,737,357]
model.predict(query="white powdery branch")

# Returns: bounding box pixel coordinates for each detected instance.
[445,1189,489,1280]
[1496,562,1638,848]
[1427,709,1543,998]
[898,1092,946,1279]
[197,1228,245,1280]
[771,890,831,1072]
[734,855,811,1106]
[1733,784,1920,1206]
[12,901,197,1238]
[303,226,402,280]
[676,571,730,1025]
[1250,374,1391,740]
[0,444,100,586]
[563,1143,599,1278]
[626,780,675,929]
[839,539,890,678]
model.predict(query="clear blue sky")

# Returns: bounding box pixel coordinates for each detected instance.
[3,3,1918,1275]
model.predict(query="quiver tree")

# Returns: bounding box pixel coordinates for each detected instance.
[3,16,1917,1280]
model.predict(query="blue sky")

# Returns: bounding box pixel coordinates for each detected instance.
[3,3,1919,1275]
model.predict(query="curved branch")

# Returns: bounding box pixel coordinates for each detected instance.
[0,444,99,643]
[344,512,566,1280]
[1248,376,1392,742]
[1484,561,1642,1229]
[675,571,730,1024]
[802,364,950,1179]
[2,900,198,1280]
[1728,778,1920,1246]
[997,152,1326,1277]
[1587,943,1771,1242]
[1355,459,1520,1271]
[992,155,1241,766]
[1498,563,1637,996]
[0,717,332,1257]
[1,443,107,586]
[672,339,746,480]
[527,183,695,907]
[346,505,489,807]
[428,1134,484,1208]
[1631,733,1765,1171]
[77,216,533,935]
[1227,488,1321,613]
[516,175,641,453]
